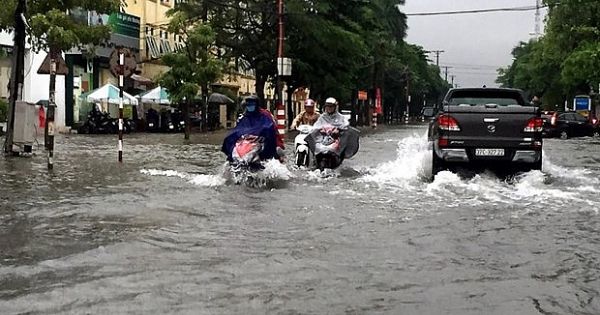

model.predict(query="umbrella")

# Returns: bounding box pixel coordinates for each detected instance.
[86,83,139,105]
[208,92,234,104]
[139,86,170,105]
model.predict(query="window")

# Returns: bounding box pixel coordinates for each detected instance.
[574,113,588,122]
[447,90,526,106]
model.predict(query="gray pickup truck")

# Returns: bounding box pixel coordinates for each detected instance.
[428,88,543,177]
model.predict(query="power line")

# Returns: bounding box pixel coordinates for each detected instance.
[444,62,502,69]
[405,5,544,16]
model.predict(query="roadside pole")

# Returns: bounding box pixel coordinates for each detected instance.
[118,51,124,163]
[109,48,136,163]
[4,0,27,155]
[46,50,57,169]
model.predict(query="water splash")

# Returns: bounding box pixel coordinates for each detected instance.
[360,134,600,211]
[361,133,430,188]
[140,169,225,187]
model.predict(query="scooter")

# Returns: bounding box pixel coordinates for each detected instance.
[294,124,313,167]
[78,108,117,134]
[306,125,360,171]
[145,108,160,132]
[229,135,266,185]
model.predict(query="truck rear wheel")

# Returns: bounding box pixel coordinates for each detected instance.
[432,151,446,179]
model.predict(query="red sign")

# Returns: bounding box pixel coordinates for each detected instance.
[375,88,383,114]
[358,90,368,101]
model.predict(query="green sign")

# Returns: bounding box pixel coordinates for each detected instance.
[108,12,140,39]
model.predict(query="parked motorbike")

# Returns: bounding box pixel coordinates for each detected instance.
[306,125,360,170]
[145,108,160,132]
[78,107,117,134]
[294,124,313,167]
[160,110,177,132]
[171,109,186,132]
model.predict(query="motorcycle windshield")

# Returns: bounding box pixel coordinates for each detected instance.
[232,136,263,164]
[306,126,360,159]
[222,112,278,162]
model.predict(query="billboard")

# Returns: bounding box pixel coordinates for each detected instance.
[574,96,591,111]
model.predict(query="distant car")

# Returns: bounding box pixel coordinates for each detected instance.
[542,111,599,139]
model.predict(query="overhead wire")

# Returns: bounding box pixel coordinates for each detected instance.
[405,5,545,16]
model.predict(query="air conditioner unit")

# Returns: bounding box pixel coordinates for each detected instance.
[12,101,36,153]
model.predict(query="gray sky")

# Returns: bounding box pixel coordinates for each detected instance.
[400,0,546,88]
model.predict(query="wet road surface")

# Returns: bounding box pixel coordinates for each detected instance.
[1,126,599,314]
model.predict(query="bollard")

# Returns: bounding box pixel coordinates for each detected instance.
[372,111,377,129]
[276,102,286,136]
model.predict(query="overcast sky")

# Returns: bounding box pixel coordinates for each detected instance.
[400,0,547,88]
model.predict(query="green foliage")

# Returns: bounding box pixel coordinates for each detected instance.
[0,99,8,122]
[0,0,120,52]
[498,0,600,105]
[159,21,224,104]
[168,0,445,109]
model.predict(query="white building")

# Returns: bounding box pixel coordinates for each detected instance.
[0,31,67,130]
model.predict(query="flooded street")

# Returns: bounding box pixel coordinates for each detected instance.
[1,126,600,314]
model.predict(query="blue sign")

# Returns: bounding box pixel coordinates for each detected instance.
[574,96,591,111]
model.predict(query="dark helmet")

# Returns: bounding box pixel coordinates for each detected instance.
[241,95,260,107]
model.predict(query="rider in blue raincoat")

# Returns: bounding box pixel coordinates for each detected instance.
[222,95,281,162]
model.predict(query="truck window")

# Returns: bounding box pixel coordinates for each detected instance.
[448,90,526,106]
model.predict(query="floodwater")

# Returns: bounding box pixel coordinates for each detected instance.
[1,126,599,314]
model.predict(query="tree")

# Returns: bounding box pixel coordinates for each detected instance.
[165,0,447,125]
[498,0,600,107]
[0,1,120,52]
[159,13,224,140]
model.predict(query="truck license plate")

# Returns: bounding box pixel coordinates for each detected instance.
[475,148,504,156]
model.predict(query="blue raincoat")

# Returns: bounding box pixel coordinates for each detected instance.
[222,111,279,162]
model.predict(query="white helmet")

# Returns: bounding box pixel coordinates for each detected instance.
[325,97,337,105]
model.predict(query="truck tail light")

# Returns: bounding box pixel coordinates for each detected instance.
[438,114,461,131]
[524,117,544,132]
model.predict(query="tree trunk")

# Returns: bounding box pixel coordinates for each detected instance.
[184,99,191,140]
[255,74,266,104]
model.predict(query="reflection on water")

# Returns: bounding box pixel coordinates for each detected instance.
[1,130,599,314]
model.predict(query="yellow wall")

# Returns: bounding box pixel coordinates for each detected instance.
[124,0,175,64]
[121,0,260,99]
[140,62,169,81]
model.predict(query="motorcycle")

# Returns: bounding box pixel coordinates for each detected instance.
[78,107,117,134]
[171,109,186,132]
[145,108,160,132]
[160,110,177,132]
[294,124,313,167]
[306,125,360,170]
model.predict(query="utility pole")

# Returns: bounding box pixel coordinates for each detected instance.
[450,75,455,87]
[405,73,411,124]
[427,50,444,67]
[442,66,452,83]
[276,0,284,116]
[530,0,542,39]
[4,0,27,155]
[46,48,58,169]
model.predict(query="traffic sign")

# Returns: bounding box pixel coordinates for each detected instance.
[574,95,591,111]
[358,90,368,101]
[109,48,137,78]
[37,53,69,75]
